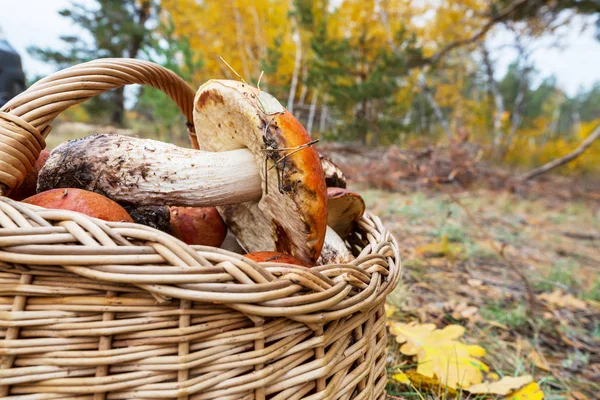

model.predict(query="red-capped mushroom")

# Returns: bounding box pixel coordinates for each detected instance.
[245,251,309,267]
[23,188,133,222]
[8,149,50,201]
[169,206,227,247]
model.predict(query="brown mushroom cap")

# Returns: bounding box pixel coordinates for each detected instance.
[245,251,309,267]
[193,80,327,265]
[8,149,50,201]
[23,188,134,222]
[327,187,366,239]
[169,206,227,247]
[320,153,347,188]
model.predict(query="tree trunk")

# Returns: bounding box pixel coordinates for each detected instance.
[319,96,328,134]
[287,0,302,114]
[233,3,251,81]
[502,36,531,158]
[110,87,125,126]
[306,89,319,135]
[480,44,504,145]
[419,73,451,140]
[519,123,600,181]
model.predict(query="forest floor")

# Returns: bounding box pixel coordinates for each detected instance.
[358,186,599,399]
[319,143,599,399]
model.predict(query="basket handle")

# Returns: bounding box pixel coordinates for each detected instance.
[0,58,198,196]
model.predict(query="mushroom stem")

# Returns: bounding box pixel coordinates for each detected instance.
[38,134,263,207]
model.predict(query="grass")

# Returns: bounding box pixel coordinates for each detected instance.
[366,186,600,399]
[480,300,530,331]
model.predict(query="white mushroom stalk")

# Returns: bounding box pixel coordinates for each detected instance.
[39,134,262,207]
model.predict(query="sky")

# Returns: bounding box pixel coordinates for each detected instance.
[1,0,599,97]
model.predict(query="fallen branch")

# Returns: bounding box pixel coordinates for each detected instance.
[519,122,600,181]
[561,231,600,241]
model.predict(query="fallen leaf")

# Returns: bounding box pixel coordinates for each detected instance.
[528,349,551,372]
[385,303,398,319]
[392,370,458,397]
[390,322,488,389]
[391,371,410,384]
[468,375,533,395]
[568,391,590,400]
[416,234,463,259]
[505,382,544,400]
[467,278,483,287]
[538,290,587,310]
[486,372,500,381]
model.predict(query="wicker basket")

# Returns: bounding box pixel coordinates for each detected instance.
[0,59,401,399]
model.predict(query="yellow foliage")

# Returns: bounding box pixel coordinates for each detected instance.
[389,322,488,389]
[505,118,600,174]
[468,375,533,395]
[415,234,463,259]
[506,382,545,400]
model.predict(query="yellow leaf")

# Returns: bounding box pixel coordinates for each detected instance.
[385,303,398,319]
[392,370,458,397]
[528,349,551,372]
[415,234,463,259]
[390,322,488,389]
[468,375,533,395]
[392,371,410,384]
[506,382,544,400]
[538,290,587,310]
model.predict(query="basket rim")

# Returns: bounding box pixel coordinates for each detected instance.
[0,196,401,323]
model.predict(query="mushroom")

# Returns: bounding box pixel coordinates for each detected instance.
[244,251,309,267]
[326,187,365,239]
[23,188,134,222]
[38,81,328,264]
[316,226,355,265]
[8,149,50,201]
[220,231,246,254]
[320,153,347,188]
[169,206,227,247]
[124,205,228,247]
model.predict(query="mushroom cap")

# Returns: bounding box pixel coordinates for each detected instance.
[8,149,50,201]
[320,153,347,188]
[193,80,327,265]
[327,187,366,239]
[169,206,227,247]
[23,188,134,222]
[245,251,309,267]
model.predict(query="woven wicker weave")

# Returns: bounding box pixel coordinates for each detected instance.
[0,59,401,399]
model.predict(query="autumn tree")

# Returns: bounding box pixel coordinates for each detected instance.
[29,0,159,125]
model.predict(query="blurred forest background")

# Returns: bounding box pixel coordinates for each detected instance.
[6,1,600,397]
[25,0,600,177]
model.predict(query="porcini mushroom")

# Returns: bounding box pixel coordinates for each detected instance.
[38,81,327,264]
[23,188,134,222]
[327,187,365,238]
[245,251,309,267]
